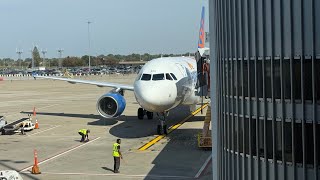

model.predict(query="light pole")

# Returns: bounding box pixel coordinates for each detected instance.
[87,21,92,72]
[41,49,47,68]
[16,48,23,69]
[30,49,34,70]
[57,48,64,68]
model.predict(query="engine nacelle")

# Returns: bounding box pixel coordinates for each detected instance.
[96,92,126,118]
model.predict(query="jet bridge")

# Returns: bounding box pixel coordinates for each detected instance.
[195,48,212,149]
[195,48,210,98]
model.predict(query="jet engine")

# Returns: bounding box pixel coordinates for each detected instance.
[96,92,126,118]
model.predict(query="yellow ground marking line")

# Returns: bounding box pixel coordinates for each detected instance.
[138,103,209,151]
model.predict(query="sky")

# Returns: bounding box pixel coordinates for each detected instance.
[0,0,208,59]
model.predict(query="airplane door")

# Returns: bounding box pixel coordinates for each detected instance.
[175,63,186,77]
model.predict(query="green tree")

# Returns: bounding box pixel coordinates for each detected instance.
[50,58,59,67]
[62,56,85,67]
[32,46,41,67]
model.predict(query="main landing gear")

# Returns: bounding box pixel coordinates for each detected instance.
[137,108,153,120]
[156,112,168,135]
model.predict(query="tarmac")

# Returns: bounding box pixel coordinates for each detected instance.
[0,74,212,180]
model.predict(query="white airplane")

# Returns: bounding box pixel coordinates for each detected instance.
[34,7,208,135]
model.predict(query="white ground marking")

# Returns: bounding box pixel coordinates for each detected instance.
[195,155,212,178]
[19,137,101,172]
[27,125,61,136]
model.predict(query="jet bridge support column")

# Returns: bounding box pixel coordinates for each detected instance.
[198,105,212,148]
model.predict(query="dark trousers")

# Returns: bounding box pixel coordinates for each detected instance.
[114,157,120,172]
[79,132,85,142]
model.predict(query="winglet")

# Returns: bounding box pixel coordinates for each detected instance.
[198,6,205,48]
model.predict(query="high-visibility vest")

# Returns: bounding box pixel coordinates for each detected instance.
[113,143,120,157]
[79,129,87,135]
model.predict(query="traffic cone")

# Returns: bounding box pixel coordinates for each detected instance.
[33,107,36,117]
[35,119,39,129]
[31,149,41,174]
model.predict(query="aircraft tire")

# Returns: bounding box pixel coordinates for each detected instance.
[157,125,162,135]
[146,111,153,119]
[163,125,168,135]
[138,108,144,119]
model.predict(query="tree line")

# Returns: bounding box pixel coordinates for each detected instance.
[0,46,194,69]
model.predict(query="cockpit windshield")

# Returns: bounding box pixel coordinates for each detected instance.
[140,73,177,81]
[141,74,151,81]
[152,74,165,81]
[165,73,173,80]
[170,73,177,80]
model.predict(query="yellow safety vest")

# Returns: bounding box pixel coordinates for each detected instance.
[113,143,120,157]
[79,129,87,135]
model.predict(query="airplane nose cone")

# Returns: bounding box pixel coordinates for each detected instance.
[134,81,177,112]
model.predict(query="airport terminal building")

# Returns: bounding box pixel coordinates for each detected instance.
[210,0,320,179]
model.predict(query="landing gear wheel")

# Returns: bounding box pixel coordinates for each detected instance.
[163,125,168,135]
[156,124,167,135]
[157,125,162,135]
[146,111,153,119]
[138,108,144,119]
[156,112,169,135]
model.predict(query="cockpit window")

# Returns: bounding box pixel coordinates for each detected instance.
[166,73,173,80]
[152,74,165,80]
[170,73,177,80]
[136,73,142,81]
[141,74,151,81]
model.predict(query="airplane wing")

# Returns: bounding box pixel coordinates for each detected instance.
[34,75,134,91]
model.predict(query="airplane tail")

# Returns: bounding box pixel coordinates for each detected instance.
[197,6,205,49]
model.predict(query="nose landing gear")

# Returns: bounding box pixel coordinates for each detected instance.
[137,108,168,135]
[156,112,168,135]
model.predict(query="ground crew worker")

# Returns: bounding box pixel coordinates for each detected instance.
[113,139,123,173]
[78,129,90,142]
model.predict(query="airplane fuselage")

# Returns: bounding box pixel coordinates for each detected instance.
[133,57,200,112]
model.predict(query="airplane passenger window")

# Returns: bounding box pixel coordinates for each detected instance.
[152,74,165,80]
[141,74,151,81]
[166,73,173,80]
[170,73,177,80]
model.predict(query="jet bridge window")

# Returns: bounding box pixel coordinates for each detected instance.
[152,74,165,80]
[170,73,177,80]
[166,73,173,80]
[141,74,151,81]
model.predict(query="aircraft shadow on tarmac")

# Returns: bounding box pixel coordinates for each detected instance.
[20,111,102,119]
[109,115,205,138]
[109,106,205,138]
[21,106,206,138]
[144,128,212,180]
[20,111,118,126]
